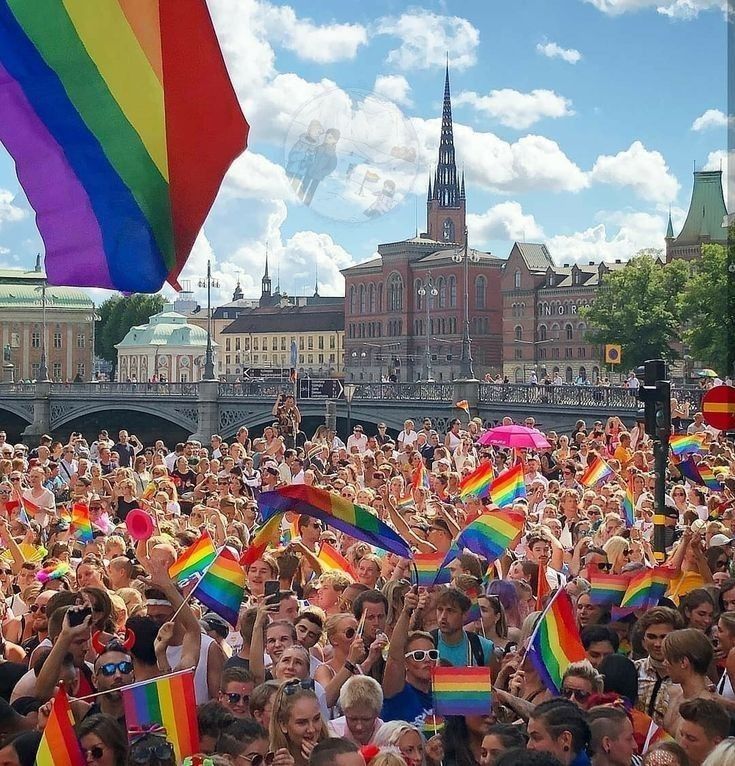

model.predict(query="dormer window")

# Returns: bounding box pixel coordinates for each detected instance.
[547,273,553,286]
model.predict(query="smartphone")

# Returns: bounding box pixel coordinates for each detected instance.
[68,606,92,627]
[264,580,280,599]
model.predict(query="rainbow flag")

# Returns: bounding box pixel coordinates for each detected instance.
[463,581,482,625]
[413,551,452,587]
[442,511,525,568]
[489,464,526,508]
[421,714,445,736]
[36,685,84,766]
[413,462,430,490]
[529,589,586,694]
[168,532,216,585]
[618,567,670,611]
[455,400,470,414]
[588,572,630,606]
[259,486,412,558]
[623,475,635,527]
[317,542,357,579]
[6,495,41,517]
[459,462,495,500]
[432,666,492,716]
[697,464,722,492]
[122,670,199,764]
[241,514,283,567]
[678,457,705,486]
[0,0,248,292]
[536,564,550,611]
[192,547,245,627]
[580,455,614,488]
[397,495,415,510]
[670,434,703,456]
[70,502,93,543]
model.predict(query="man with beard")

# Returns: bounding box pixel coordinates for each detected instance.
[22,589,54,655]
[83,636,135,729]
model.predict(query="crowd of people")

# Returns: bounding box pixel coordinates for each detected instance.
[0,399,733,766]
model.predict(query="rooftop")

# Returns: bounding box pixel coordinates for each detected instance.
[674,170,728,245]
[0,283,94,309]
[222,305,344,334]
[116,311,211,349]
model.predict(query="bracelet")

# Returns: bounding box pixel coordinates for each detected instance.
[344,660,360,675]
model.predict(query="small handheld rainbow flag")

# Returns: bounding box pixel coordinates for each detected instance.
[536,564,550,611]
[396,495,415,510]
[459,462,495,500]
[528,589,586,694]
[122,670,200,764]
[413,462,430,490]
[580,456,614,488]
[192,547,246,627]
[413,551,452,586]
[169,532,216,585]
[697,464,722,492]
[678,457,705,486]
[489,464,526,508]
[622,475,635,527]
[455,400,470,414]
[670,434,703,456]
[71,502,93,543]
[317,542,357,579]
[588,571,630,606]
[36,685,85,766]
[462,581,482,625]
[6,495,41,517]
[421,714,445,736]
[240,514,283,567]
[617,567,670,612]
[442,511,525,568]
[432,666,492,716]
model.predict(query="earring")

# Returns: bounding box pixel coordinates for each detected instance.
[563,746,569,752]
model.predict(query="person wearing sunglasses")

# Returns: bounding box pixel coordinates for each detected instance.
[218,667,255,720]
[76,713,128,766]
[127,730,175,766]
[269,681,329,766]
[314,614,365,708]
[87,636,135,726]
[214,722,269,766]
[559,661,603,709]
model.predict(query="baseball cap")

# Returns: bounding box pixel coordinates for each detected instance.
[200,614,230,638]
[709,533,734,548]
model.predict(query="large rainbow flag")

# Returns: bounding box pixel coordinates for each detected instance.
[617,567,671,612]
[432,666,492,716]
[240,514,282,567]
[192,547,245,627]
[36,685,85,766]
[622,475,635,527]
[441,511,525,568]
[122,670,199,764]
[489,464,526,508]
[259,485,411,558]
[528,589,586,694]
[588,571,630,606]
[459,462,495,500]
[0,0,248,292]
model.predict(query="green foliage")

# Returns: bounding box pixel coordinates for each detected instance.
[679,241,735,376]
[95,294,166,366]
[581,252,690,369]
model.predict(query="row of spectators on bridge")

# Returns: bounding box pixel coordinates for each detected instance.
[0,400,732,766]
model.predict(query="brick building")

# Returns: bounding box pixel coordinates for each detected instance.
[342,67,503,382]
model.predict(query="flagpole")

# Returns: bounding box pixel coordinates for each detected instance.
[517,585,564,667]
[170,544,226,622]
[70,666,196,702]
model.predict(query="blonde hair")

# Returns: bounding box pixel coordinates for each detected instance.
[603,536,629,567]
[370,752,406,766]
[702,739,735,766]
[374,722,425,766]
[324,613,355,644]
[268,684,329,756]
[562,660,604,693]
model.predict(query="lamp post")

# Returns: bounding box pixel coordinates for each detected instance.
[452,227,479,380]
[417,276,438,381]
[344,382,356,435]
[198,260,219,381]
[34,281,50,382]
[351,350,367,379]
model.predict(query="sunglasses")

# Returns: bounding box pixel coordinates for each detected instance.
[84,747,105,761]
[561,687,591,702]
[594,562,613,572]
[130,741,174,764]
[344,627,357,639]
[225,692,249,705]
[30,604,47,614]
[0,569,11,576]
[98,660,134,677]
[283,679,315,695]
[405,649,440,662]
[241,753,276,766]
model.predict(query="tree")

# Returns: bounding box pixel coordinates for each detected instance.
[95,294,166,369]
[679,242,735,377]
[581,252,690,369]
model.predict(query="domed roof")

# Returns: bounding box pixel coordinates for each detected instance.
[115,311,214,349]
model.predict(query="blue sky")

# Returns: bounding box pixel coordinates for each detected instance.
[0,0,729,304]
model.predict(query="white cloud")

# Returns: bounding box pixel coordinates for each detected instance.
[547,210,670,264]
[582,0,727,17]
[258,4,367,63]
[0,189,26,228]
[374,75,413,107]
[703,150,734,208]
[468,202,545,244]
[590,140,679,203]
[224,151,297,202]
[691,108,731,131]
[456,88,574,129]
[376,10,480,71]
[536,41,582,64]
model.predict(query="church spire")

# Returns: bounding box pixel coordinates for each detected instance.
[433,61,460,208]
[314,262,320,297]
[260,245,272,306]
[666,209,674,239]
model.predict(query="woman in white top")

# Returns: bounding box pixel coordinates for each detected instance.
[397,420,418,448]
[715,612,735,700]
[444,419,462,453]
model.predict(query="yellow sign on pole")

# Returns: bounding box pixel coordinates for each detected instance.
[605,344,622,365]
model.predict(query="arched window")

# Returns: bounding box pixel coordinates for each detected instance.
[514,270,521,289]
[415,278,423,311]
[551,322,560,338]
[514,325,523,341]
[565,323,573,341]
[359,285,366,313]
[368,284,375,313]
[442,218,455,242]
[437,277,446,309]
[349,286,355,314]
[539,325,547,341]
[565,366,573,383]
[475,275,486,310]
[514,367,523,383]
[449,276,457,307]
[377,284,383,312]
[449,317,457,334]
[387,273,403,311]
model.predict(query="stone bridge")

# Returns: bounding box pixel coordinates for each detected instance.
[0,380,703,443]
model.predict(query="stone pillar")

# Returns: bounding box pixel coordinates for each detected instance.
[452,378,480,417]
[22,381,51,443]
[2,363,14,383]
[189,380,219,442]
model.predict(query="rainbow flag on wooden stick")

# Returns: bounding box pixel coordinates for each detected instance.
[528,589,586,694]
[489,464,526,507]
[122,670,200,764]
[588,571,630,606]
[580,455,614,488]
[442,511,525,568]
[459,462,495,500]
[36,685,84,766]
[413,551,452,586]
[71,502,93,543]
[192,547,245,627]
[432,666,492,716]
[168,532,216,585]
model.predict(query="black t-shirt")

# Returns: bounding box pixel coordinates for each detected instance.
[223,655,250,672]
[115,496,139,522]
[0,661,28,702]
[112,443,135,468]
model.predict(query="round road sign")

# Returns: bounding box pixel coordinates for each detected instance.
[702,385,735,431]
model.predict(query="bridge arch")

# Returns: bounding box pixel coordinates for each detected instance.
[54,403,197,434]
[0,402,33,425]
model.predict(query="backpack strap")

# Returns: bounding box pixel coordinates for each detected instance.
[466,630,485,667]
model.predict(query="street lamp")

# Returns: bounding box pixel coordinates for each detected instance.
[417,276,438,381]
[351,350,367,379]
[34,281,50,382]
[198,260,219,381]
[344,382,356,435]
[452,227,480,380]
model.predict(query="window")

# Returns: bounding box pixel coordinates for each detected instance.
[31,331,40,348]
[438,277,446,309]
[475,275,486,309]
[566,367,573,383]
[53,331,62,349]
[330,336,335,349]
[308,336,314,350]
[565,324,573,341]
[269,337,275,351]
[281,337,286,351]
[539,325,547,341]
[442,218,455,242]
[368,284,375,313]
[226,354,231,365]
[76,333,86,348]
[52,362,62,379]
[515,348,522,360]
[318,354,324,364]
[387,273,403,311]
[539,348,547,360]
[254,338,259,351]
[225,338,231,352]
[514,270,521,289]
[514,367,523,383]
[449,317,457,334]
[77,363,85,377]
[235,337,241,351]
[307,354,313,364]
[514,325,523,341]
[299,337,304,350]
[377,284,383,312]
[318,336,324,350]
[349,286,355,314]
[449,275,457,308]
[359,285,366,313]
[31,363,39,379]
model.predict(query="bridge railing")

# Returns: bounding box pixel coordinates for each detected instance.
[351,382,454,402]
[0,382,36,395]
[47,382,199,396]
[219,381,292,398]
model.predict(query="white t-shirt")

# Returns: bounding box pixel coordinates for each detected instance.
[398,430,418,447]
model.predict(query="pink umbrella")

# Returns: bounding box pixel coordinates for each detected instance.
[477,424,550,450]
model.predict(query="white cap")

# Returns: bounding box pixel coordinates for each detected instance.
[709,533,733,548]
